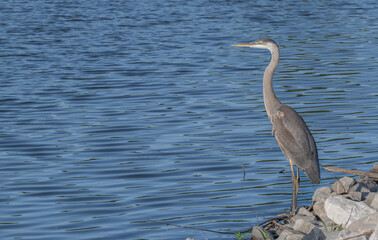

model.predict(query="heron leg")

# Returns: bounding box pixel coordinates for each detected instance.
[296,167,300,202]
[289,159,297,215]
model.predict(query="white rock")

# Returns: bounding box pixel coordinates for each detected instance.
[277,230,303,240]
[337,229,368,240]
[347,212,378,234]
[324,196,376,227]
[286,234,303,240]
[323,231,340,240]
[371,194,378,211]
[293,218,315,234]
[369,225,378,240]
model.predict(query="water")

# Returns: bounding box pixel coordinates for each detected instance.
[0,0,377,239]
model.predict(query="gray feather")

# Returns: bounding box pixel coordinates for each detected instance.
[272,104,320,184]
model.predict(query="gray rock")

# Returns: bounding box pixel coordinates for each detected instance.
[371,193,378,210]
[291,215,316,223]
[313,201,332,224]
[369,225,378,240]
[277,230,291,240]
[251,226,274,240]
[276,223,294,236]
[330,192,338,197]
[276,230,303,240]
[286,234,304,240]
[302,227,326,240]
[331,177,355,194]
[324,196,376,227]
[297,207,315,217]
[313,187,332,203]
[323,231,340,240]
[345,191,363,201]
[356,176,378,192]
[351,181,371,193]
[293,218,315,234]
[347,212,378,234]
[357,176,378,192]
[364,192,377,207]
[337,229,368,240]
[370,164,378,173]
[277,230,293,240]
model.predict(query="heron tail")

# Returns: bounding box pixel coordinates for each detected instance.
[305,164,320,184]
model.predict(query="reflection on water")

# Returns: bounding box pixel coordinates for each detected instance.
[0,0,377,239]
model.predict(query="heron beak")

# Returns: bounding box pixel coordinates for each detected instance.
[233,42,256,47]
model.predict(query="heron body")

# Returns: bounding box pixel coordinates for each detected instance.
[234,38,320,213]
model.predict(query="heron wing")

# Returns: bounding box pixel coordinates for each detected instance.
[272,104,320,183]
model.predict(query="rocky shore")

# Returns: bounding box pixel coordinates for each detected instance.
[251,164,378,240]
[184,165,378,240]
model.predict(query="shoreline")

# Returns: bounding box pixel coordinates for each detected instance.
[185,164,378,240]
[254,164,378,240]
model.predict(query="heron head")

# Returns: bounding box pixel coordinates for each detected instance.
[233,38,278,50]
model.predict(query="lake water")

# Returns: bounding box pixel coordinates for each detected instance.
[0,0,377,239]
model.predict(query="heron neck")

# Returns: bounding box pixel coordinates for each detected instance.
[263,46,281,120]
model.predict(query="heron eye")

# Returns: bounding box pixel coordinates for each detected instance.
[259,41,264,44]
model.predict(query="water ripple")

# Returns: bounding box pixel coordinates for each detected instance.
[1,0,377,239]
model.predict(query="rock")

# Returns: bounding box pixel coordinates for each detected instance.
[312,187,332,203]
[370,164,378,173]
[302,227,326,240]
[364,192,377,207]
[369,225,378,240]
[331,177,355,194]
[251,226,273,240]
[337,229,368,240]
[276,229,304,240]
[345,191,363,201]
[324,196,376,227]
[347,212,378,234]
[276,230,290,240]
[313,201,331,224]
[330,192,338,197]
[351,181,371,193]
[291,215,316,223]
[357,176,378,192]
[323,231,340,240]
[277,230,293,240]
[286,234,304,240]
[370,193,378,210]
[276,230,289,240]
[293,218,315,234]
[297,207,314,217]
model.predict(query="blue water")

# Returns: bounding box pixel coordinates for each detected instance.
[0,0,377,239]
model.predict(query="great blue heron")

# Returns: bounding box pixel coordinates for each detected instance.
[233,38,320,213]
